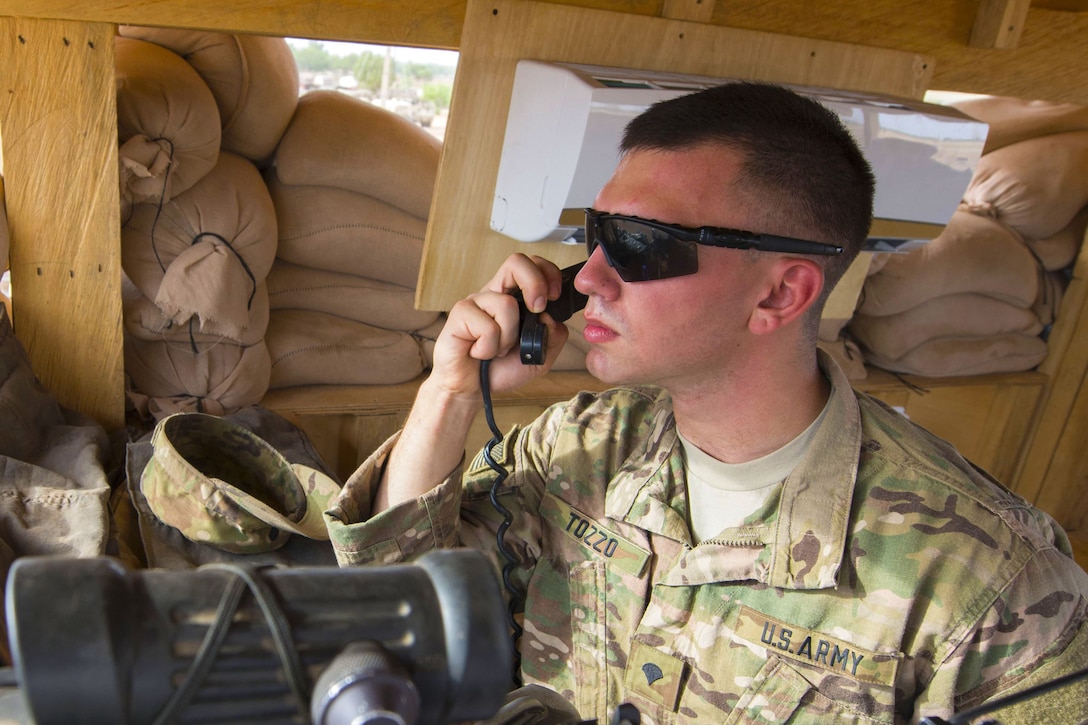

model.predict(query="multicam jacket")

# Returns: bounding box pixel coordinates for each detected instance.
[326,354,1088,724]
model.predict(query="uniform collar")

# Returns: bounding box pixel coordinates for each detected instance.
[605,351,861,590]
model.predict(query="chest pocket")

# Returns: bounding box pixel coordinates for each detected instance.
[728,656,890,724]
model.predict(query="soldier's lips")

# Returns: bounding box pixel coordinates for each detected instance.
[582,322,617,344]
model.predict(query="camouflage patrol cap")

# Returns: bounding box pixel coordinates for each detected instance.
[141,412,341,553]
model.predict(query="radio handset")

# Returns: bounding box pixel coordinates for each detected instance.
[514,261,588,365]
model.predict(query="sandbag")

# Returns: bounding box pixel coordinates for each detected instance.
[266,175,426,288]
[864,333,1048,377]
[122,152,278,339]
[857,209,1039,317]
[1027,205,1088,272]
[1034,271,1067,329]
[265,260,439,332]
[122,273,270,347]
[849,293,1044,361]
[961,130,1088,240]
[272,89,441,218]
[125,334,272,419]
[115,36,221,210]
[265,309,425,388]
[415,316,445,369]
[119,27,299,164]
[951,95,1088,154]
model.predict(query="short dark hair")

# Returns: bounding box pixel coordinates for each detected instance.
[621,81,875,307]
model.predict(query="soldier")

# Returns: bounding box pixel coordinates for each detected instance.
[326,82,1088,723]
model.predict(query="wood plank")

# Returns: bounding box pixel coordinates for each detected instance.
[662,0,716,23]
[0,0,468,49]
[714,2,1088,104]
[969,0,1031,49]
[0,0,658,48]
[0,17,124,429]
[418,0,933,310]
[1035,364,1088,531]
[3,0,1088,105]
[1014,230,1088,502]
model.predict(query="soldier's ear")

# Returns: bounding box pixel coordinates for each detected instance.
[748,259,823,335]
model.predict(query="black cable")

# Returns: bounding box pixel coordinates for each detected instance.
[148,137,176,274]
[151,563,310,725]
[479,358,525,687]
[151,573,247,725]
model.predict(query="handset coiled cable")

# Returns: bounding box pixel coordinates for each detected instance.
[479,358,525,687]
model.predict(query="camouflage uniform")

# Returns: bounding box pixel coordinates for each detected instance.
[327,352,1088,724]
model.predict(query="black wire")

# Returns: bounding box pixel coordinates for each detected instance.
[479,358,525,687]
[148,137,176,274]
[152,563,310,725]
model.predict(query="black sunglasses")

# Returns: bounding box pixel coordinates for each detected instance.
[583,208,843,283]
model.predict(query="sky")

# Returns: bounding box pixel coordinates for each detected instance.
[286,38,459,68]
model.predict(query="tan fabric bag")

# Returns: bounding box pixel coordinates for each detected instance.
[951,95,1088,154]
[961,130,1088,240]
[267,174,426,288]
[849,293,1044,361]
[119,27,299,164]
[122,152,278,340]
[115,36,221,211]
[122,273,270,347]
[265,309,425,388]
[266,259,439,332]
[272,89,441,219]
[857,209,1039,317]
[864,333,1048,377]
[1027,204,1088,272]
[125,334,272,419]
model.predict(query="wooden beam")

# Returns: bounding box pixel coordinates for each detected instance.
[970,0,1032,49]
[662,0,716,23]
[0,0,471,49]
[2,0,1088,103]
[0,17,125,429]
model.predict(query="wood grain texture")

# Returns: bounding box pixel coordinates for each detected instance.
[0,17,124,429]
[2,0,1084,103]
[662,0,716,23]
[969,0,1031,49]
[1015,228,1088,525]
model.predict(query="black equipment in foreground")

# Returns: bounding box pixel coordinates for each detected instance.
[4,549,512,725]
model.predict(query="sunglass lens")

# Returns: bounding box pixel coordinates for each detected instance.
[587,215,698,282]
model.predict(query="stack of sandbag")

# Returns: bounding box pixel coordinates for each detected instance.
[116,31,299,419]
[849,96,1088,377]
[262,89,447,388]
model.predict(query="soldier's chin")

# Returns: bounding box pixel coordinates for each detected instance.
[584,351,636,386]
